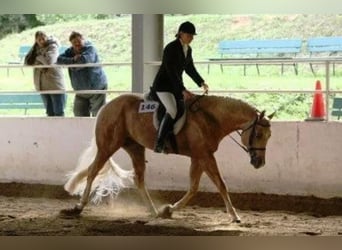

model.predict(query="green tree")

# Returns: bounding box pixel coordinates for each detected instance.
[0,14,43,39]
[36,14,119,25]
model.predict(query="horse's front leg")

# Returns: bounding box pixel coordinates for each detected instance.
[123,142,158,217]
[158,158,203,218]
[202,154,241,223]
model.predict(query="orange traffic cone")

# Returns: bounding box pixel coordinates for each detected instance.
[306,80,325,121]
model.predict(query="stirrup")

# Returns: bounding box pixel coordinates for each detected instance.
[154,141,165,153]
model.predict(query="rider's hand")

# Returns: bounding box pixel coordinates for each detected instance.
[73,54,81,62]
[202,82,209,94]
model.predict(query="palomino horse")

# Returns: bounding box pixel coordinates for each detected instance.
[60,94,273,223]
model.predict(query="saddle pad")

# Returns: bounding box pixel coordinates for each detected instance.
[138,100,186,135]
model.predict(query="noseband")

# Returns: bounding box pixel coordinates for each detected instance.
[229,114,270,154]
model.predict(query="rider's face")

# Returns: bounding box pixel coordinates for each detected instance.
[179,32,194,45]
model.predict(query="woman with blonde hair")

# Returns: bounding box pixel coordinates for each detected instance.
[24,31,66,116]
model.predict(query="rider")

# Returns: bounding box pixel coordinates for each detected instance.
[151,21,209,153]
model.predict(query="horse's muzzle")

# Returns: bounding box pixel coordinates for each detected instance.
[250,155,264,169]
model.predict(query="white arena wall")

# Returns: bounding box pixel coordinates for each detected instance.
[0,117,341,199]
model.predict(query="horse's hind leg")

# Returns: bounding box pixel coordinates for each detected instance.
[60,150,112,216]
[159,158,203,218]
[123,141,158,217]
[76,151,110,210]
[61,119,124,217]
[201,154,241,223]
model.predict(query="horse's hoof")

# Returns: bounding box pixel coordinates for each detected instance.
[157,205,173,219]
[233,219,241,223]
[232,216,241,223]
[59,206,82,218]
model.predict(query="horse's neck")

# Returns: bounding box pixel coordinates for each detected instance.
[201,96,256,135]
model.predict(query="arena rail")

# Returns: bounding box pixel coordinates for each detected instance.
[146,56,342,121]
[1,57,342,120]
[0,118,341,200]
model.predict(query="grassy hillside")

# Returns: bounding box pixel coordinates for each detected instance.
[1,14,342,63]
[1,14,342,119]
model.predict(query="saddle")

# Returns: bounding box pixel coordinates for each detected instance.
[142,91,187,153]
[142,91,186,134]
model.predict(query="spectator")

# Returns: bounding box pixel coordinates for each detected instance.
[24,31,66,116]
[57,31,107,117]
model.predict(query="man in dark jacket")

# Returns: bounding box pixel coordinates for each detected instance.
[57,31,108,117]
[151,21,209,153]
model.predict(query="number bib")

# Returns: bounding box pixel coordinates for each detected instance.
[138,101,159,113]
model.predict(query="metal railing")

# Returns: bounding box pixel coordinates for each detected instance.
[146,57,342,121]
[2,62,132,96]
[1,57,342,120]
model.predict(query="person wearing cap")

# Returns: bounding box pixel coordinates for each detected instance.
[151,21,209,153]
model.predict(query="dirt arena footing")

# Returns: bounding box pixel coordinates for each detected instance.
[1,182,341,217]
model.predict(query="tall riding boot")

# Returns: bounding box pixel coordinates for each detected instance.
[154,113,174,153]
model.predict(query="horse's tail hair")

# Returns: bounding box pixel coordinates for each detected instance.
[64,137,134,204]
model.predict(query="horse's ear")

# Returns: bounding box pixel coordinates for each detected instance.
[259,110,265,120]
[267,111,276,120]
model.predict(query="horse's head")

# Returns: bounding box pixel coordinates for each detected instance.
[240,110,274,169]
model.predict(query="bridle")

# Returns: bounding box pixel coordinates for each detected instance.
[188,95,270,154]
[229,114,270,154]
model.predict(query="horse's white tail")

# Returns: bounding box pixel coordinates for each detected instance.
[64,138,134,204]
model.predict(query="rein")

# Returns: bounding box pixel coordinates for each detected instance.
[229,133,249,153]
[188,94,206,112]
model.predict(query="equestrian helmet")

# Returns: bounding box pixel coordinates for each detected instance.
[177,21,197,35]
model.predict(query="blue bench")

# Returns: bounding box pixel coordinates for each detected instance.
[18,45,32,62]
[307,36,342,75]
[331,97,342,120]
[58,46,69,55]
[7,45,31,76]
[209,39,302,75]
[0,94,45,115]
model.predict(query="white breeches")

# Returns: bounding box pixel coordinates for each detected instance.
[156,92,177,119]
